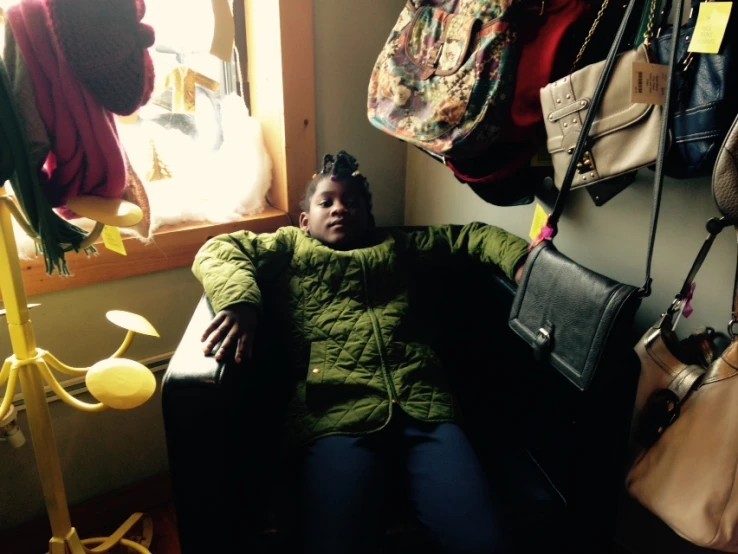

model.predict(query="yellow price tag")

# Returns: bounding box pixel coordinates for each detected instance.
[529,203,549,242]
[689,2,733,54]
[101,226,127,256]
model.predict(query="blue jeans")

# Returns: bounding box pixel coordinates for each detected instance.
[296,410,510,554]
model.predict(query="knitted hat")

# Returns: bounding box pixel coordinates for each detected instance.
[44,0,156,116]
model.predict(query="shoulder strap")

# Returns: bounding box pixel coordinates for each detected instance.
[656,217,731,330]
[730,226,738,339]
[701,229,738,384]
[541,0,685,298]
[658,0,701,34]
[640,0,684,296]
[678,218,732,300]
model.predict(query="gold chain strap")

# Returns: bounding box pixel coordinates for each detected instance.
[642,0,659,46]
[571,0,659,71]
[571,0,611,71]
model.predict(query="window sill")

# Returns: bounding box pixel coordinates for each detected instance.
[19,208,292,298]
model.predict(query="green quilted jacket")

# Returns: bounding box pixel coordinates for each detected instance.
[192,223,528,446]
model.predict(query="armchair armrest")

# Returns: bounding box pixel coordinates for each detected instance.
[162,295,263,553]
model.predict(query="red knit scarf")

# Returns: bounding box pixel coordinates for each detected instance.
[7,0,127,209]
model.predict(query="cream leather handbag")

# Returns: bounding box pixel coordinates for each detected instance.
[541,43,662,190]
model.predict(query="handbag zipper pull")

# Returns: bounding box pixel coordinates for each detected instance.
[683,52,695,71]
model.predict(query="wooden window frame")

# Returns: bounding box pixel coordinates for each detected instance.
[17,0,316,298]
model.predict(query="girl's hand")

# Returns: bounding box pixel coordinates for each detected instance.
[201,303,259,363]
[514,256,527,285]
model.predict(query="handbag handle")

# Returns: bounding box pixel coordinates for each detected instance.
[686,220,738,344]
[571,0,660,72]
[539,0,685,298]
[656,0,705,76]
[730,225,738,340]
[658,217,732,329]
[570,0,611,71]
[657,0,702,34]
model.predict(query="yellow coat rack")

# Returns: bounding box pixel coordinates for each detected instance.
[0,186,160,554]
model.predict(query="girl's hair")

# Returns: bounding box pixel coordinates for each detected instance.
[300,151,374,216]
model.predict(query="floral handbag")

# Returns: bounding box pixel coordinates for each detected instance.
[366,0,521,160]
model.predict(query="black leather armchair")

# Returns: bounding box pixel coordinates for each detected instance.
[162,264,642,554]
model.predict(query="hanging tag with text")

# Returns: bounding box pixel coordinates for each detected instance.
[631,62,668,105]
[689,2,733,54]
[102,226,127,256]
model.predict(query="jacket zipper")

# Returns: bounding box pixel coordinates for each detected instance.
[356,251,399,404]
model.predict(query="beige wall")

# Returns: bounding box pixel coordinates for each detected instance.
[0,0,406,532]
[0,269,203,529]
[314,0,407,226]
[405,147,737,335]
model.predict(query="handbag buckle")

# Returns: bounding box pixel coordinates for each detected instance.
[576,151,595,173]
[533,322,554,361]
[728,316,738,338]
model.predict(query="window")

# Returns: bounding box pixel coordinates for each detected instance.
[1,0,316,297]
[116,0,273,237]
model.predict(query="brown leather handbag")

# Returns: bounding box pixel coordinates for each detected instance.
[629,217,728,449]
[627,283,738,551]
[626,113,738,552]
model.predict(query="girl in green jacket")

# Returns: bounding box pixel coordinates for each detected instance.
[193,151,529,554]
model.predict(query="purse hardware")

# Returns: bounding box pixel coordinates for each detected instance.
[576,151,595,174]
[533,321,554,361]
[564,145,596,175]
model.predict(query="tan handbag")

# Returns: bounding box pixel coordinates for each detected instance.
[540,0,662,190]
[626,114,738,551]
[627,325,738,551]
[630,218,728,449]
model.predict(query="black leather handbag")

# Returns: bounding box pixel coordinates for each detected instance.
[654,0,738,178]
[509,0,685,391]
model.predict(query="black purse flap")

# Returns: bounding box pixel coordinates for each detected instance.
[509,241,641,390]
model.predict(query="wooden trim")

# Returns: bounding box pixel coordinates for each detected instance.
[233,0,250,106]
[279,0,318,220]
[243,0,286,212]
[244,0,317,220]
[14,209,291,299]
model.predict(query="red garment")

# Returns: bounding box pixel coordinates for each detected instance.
[8,0,127,208]
[447,0,590,188]
[502,0,590,143]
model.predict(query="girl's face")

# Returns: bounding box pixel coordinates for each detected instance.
[299,177,370,250]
